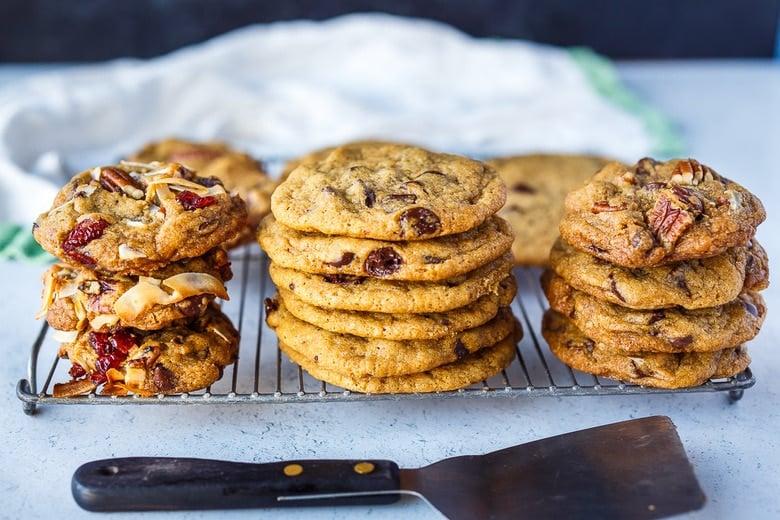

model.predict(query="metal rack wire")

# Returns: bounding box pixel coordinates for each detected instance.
[17,247,755,415]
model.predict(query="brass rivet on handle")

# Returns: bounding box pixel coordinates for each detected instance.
[283,463,303,477]
[353,462,375,475]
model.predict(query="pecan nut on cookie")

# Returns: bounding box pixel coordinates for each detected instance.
[559,158,766,267]
[271,142,506,241]
[33,162,247,273]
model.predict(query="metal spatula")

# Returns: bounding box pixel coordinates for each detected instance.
[72,415,705,519]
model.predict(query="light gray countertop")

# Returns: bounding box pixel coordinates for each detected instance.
[1,59,779,519]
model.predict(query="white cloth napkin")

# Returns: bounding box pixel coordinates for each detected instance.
[0,13,677,225]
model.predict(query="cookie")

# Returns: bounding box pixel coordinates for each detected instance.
[485,154,613,266]
[266,298,517,377]
[268,252,514,313]
[549,237,769,309]
[33,161,247,273]
[274,275,516,340]
[39,248,232,332]
[271,142,506,240]
[53,303,239,397]
[130,138,274,246]
[559,158,766,267]
[258,214,513,281]
[279,333,518,394]
[541,270,766,353]
[542,309,750,388]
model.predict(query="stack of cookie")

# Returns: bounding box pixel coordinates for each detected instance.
[129,138,276,248]
[541,157,769,388]
[33,161,246,397]
[259,142,521,393]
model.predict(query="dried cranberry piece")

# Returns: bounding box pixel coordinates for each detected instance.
[90,372,107,385]
[176,190,217,210]
[62,218,109,265]
[69,363,86,379]
[94,354,119,375]
[89,331,112,357]
[364,247,403,277]
[399,207,441,237]
[110,328,137,355]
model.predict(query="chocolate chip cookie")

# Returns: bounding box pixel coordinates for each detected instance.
[559,158,766,267]
[274,274,516,340]
[33,162,247,273]
[259,214,513,281]
[53,303,239,397]
[541,270,766,353]
[542,309,750,388]
[486,154,614,266]
[549,237,769,309]
[129,138,274,247]
[271,142,506,240]
[279,333,518,394]
[268,252,514,314]
[266,298,517,377]
[40,248,232,332]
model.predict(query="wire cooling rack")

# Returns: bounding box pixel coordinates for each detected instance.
[17,246,755,415]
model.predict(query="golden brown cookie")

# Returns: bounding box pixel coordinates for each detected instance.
[486,154,613,266]
[53,304,239,397]
[559,158,766,267]
[541,270,766,353]
[33,162,247,273]
[549,237,769,309]
[130,138,274,246]
[39,248,232,332]
[268,252,514,313]
[542,309,750,389]
[258,214,513,281]
[274,274,516,340]
[271,142,506,240]
[266,298,518,377]
[280,333,518,394]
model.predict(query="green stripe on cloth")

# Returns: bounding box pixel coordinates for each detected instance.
[568,47,686,158]
[0,222,54,263]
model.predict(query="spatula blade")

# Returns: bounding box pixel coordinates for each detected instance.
[402,415,705,520]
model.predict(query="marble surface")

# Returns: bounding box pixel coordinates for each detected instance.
[1,60,779,519]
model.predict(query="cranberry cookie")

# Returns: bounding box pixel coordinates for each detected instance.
[559,158,765,267]
[549,237,769,310]
[33,162,247,273]
[485,154,614,266]
[53,303,239,397]
[39,248,232,332]
[130,139,274,246]
[271,142,506,240]
[259,214,513,281]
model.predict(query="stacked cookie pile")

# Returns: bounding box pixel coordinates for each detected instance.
[33,161,246,397]
[259,142,521,393]
[541,158,769,388]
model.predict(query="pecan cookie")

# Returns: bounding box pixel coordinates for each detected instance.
[53,303,239,397]
[271,142,506,240]
[274,275,516,340]
[39,248,232,332]
[259,214,513,281]
[33,162,247,273]
[542,309,750,389]
[279,333,517,394]
[549,237,769,309]
[541,270,766,353]
[268,252,514,314]
[559,158,766,267]
[485,154,614,266]
[266,298,518,377]
[130,139,275,247]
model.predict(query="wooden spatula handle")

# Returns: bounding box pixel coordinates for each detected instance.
[72,456,401,511]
